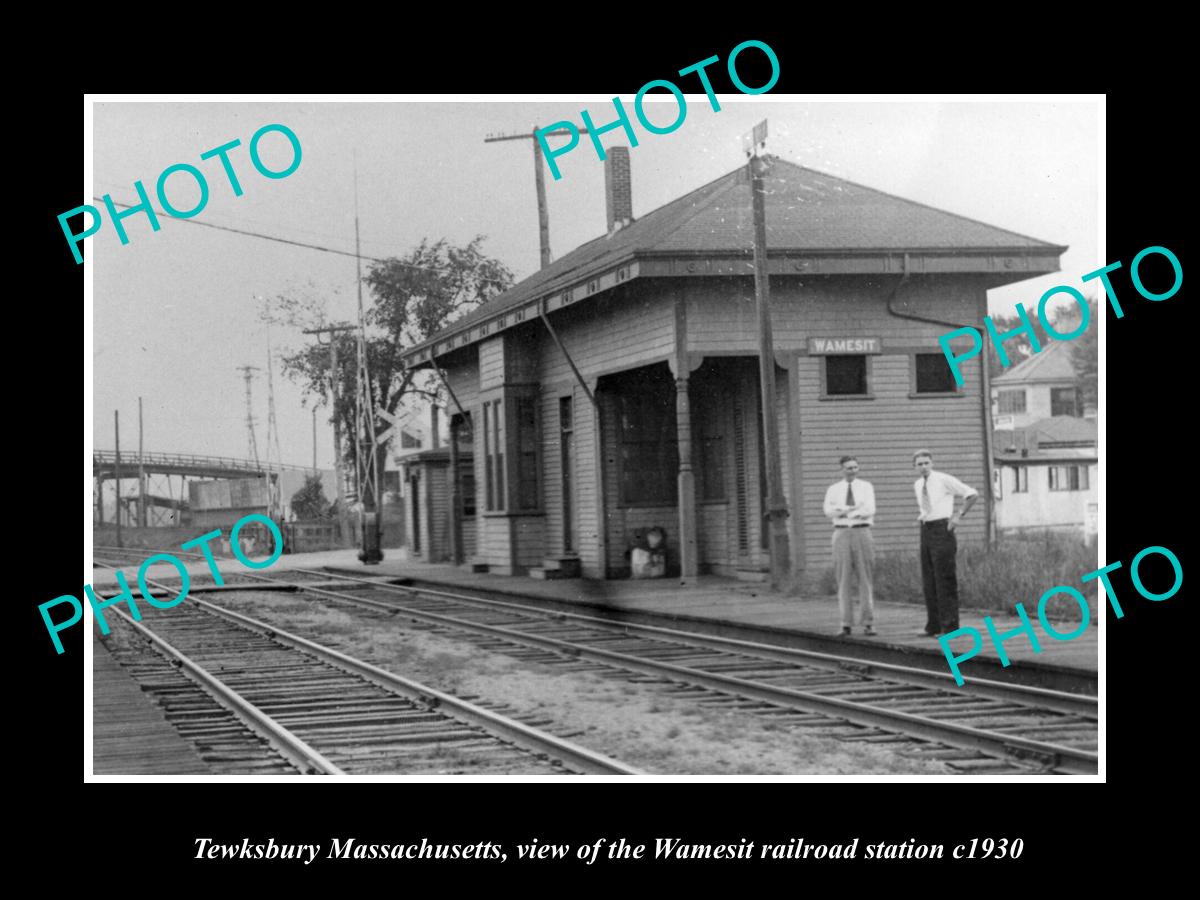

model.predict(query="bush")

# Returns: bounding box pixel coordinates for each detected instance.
[837,532,1098,621]
[290,474,333,520]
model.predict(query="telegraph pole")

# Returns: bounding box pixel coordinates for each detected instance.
[137,396,146,528]
[744,120,791,589]
[114,410,123,548]
[484,125,590,269]
[303,323,355,544]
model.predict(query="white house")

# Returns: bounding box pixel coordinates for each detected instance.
[991,341,1088,429]
[993,416,1097,537]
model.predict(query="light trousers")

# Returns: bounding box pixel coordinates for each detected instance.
[833,527,875,627]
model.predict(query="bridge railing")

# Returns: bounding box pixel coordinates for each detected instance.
[93,450,311,472]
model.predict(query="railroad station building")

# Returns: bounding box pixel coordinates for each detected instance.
[399,149,1065,583]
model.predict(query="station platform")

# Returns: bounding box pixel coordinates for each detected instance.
[93,547,1098,694]
[92,630,212,775]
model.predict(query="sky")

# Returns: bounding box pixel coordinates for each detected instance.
[89,98,1100,469]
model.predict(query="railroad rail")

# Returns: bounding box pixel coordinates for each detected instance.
[93,549,1099,775]
[93,560,642,776]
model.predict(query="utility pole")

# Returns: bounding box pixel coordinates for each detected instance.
[484,125,590,269]
[303,323,355,545]
[236,365,261,468]
[744,120,791,590]
[312,406,318,474]
[264,326,284,523]
[138,396,146,528]
[352,152,383,564]
[114,410,123,548]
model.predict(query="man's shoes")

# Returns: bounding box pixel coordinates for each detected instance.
[863,626,877,636]
[837,627,852,637]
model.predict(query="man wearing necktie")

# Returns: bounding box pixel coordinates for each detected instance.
[912,450,979,637]
[823,455,876,636]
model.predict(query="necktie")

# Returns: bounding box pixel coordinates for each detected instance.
[921,475,931,518]
[846,483,855,507]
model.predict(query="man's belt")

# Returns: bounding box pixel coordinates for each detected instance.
[834,524,871,529]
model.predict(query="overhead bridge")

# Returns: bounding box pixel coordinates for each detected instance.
[93,451,311,481]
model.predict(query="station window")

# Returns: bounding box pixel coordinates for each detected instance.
[914,353,959,394]
[461,462,477,517]
[1012,467,1029,493]
[1048,465,1088,492]
[618,391,679,506]
[515,395,540,511]
[824,355,868,396]
[997,389,1027,414]
[483,399,505,511]
[1051,387,1079,417]
[697,396,727,502]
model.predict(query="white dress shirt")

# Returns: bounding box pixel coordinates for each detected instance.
[914,470,978,522]
[824,478,876,527]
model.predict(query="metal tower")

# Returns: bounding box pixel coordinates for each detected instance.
[237,365,261,468]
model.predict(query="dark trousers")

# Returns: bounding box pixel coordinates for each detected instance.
[920,520,959,633]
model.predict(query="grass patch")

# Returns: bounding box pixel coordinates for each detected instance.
[832,532,1099,620]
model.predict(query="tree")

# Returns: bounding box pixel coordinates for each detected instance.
[1070,299,1099,411]
[986,296,1091,380]
[290,474,332,520]
[263,237,515,501]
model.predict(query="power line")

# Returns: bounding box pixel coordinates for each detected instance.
[94,195,390,262]
[91,196,512,286]
[94,178,407,256]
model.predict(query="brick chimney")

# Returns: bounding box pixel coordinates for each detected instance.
[605,147,633,235]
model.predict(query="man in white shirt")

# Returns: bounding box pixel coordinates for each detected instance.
[823,455,876,637]
[912,450,978,636]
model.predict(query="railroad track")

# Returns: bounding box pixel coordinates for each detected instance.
[92,561,641,776]
[93,549,1099,775]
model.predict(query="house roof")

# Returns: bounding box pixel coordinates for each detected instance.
[994,415,1097,462]
[404,156,1067,367]
[992,340,1077,385]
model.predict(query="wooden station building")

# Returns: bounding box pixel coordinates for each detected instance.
[400,148,1065,583]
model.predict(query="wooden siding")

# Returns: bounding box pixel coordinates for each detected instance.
[685,275,990,571]
[430,273,991,578]
[479,336,505,391]
[795,352,987,571]
[539,282,676,385]
[478,516,514,574]
[686,275,991,353]
[537,282,677,578]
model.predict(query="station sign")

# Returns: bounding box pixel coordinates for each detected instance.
[806,337,881,355]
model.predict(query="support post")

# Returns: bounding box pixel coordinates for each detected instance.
[675,375,698,581]
[448,415,463,566]
[980,327,998,548]
[749,150,791,589]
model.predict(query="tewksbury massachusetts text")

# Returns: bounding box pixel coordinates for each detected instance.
[193,836,946,862]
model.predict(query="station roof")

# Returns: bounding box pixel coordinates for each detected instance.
[403,156,1067,368]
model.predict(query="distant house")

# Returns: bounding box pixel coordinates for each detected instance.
[991,341,1088,429]
[993,416,1097,538]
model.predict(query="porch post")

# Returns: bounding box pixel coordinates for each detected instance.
[676,375,698,581]
[674,289,698,582]
[448,416,463,565]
